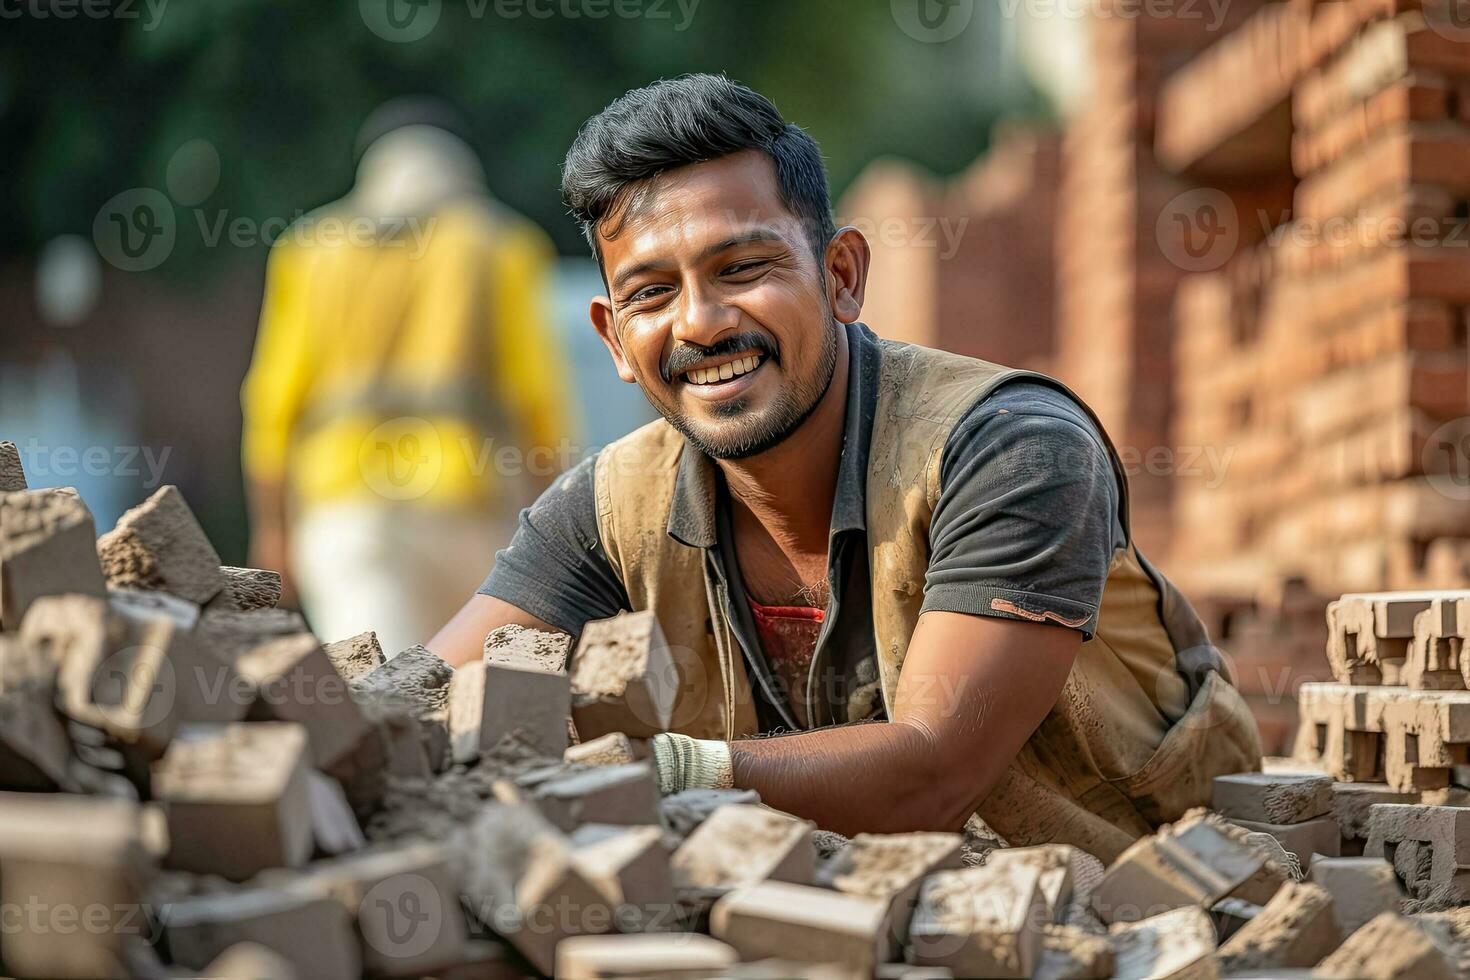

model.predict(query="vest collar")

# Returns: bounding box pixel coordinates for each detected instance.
[665,321,879,550]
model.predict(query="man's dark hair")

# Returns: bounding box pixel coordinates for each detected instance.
[561,73,837,266]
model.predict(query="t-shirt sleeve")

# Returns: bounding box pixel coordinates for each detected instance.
[922,382,1122,638]
[478,454,630,635]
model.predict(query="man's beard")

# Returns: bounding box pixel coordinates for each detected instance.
[659,320,841,461]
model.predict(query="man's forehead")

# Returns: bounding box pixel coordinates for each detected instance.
[600,152,804,267]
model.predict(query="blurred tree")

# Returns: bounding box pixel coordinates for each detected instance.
[0,0,1050,274]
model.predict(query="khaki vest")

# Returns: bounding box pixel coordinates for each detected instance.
[589,337,1261,861]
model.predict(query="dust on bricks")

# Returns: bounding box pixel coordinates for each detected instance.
[670,802,815,892]
[712,879,890,973]
[0,486,106,627]
[212,565,283,612]
[352,644,453,770]
[570,824,675,931]
[163,886,360,979]
[0,440,26,491]
[1308,855,1404,935]
[96,485,226,605]
[565,731,639,767]
[815,831,963,943]
[906,858,1048,978]
[322,630,385,682]
[569,611,678,739]
[1213,771,1334,824]
[1215,880,1339,973]
[474,624,573,758]
[555,933,738,979]
[1107,905,1217,979]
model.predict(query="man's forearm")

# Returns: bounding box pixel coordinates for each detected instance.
[726,720,988,836]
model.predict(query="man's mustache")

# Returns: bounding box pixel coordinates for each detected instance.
[662,332,780,383]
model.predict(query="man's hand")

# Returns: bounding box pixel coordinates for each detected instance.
[728,611,1080,835]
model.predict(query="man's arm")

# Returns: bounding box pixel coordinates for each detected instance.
[427,455,630,666]
[730,612,1078,835]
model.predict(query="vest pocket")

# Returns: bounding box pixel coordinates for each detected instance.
[1105,671,1264,827]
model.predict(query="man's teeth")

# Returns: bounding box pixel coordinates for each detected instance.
[685,354,762,385]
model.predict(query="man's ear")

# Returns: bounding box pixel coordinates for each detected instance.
[590,296,638,383]
[824,226,871,324]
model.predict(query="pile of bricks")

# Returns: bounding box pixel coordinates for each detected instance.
[1291,589,1470,908]
[1165,1,1470,602]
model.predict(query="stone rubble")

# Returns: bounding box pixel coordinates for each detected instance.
[4,446,1470,977]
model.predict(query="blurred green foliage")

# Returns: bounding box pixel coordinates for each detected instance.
[0,0,1050,271]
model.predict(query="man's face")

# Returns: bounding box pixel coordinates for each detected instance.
[591,150,839,460]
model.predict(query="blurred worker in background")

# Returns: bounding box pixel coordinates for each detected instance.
[241,99,572,656]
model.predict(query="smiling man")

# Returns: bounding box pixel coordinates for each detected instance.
[431,74,1261,859]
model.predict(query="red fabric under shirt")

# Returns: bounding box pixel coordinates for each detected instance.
[746,597,824,728]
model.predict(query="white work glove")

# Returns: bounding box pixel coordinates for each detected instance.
[649,732,734,795]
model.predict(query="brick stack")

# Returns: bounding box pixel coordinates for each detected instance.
[1287,589,1470,902]
[1167,3,1470,603]
[1054,0,1272,556]
[838,125,1062,374]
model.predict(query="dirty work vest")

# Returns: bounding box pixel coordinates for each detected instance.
[588,337,1261,861]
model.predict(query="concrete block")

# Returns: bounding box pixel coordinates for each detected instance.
[1308,856,1403,935]
[986,845,1083,923]
[1215,881,1338,973]
[1381,690,1470,792]
[570,611,678,739]
[659,787,761,840]
[484,622,571,670]
[566,731,639,767]
[1228,816,1341,870]
[478,626,572,758]
[1107,905,1217,980]
[571,824,676,932]
[0,793,153,980]
[203,942,300,980]
[110,585,200,628]
[524,762,660,833]
[1092,810,1286,923]
[555,934,738,979]
[1293,683,1384,782]
[163,887,359,979]
[151,722,314,880]
[96,485,225,605]
[447,658,487,764]
[23,593,238,773]
[1332,782,1417,845]
[453,801,614,974]
[306,770,365,856]
[1364,803,1470,897]
[1035,924,1113,980]
[352,645,453,770]
[1213,772,1333,824]
[1406,596,1470,690]
[671,803,815,892]
[236,633,371,770]
[1328,593,1448,685]
[196,606,309,661]
[816,831,963,945]
[212,566,283,612]
[907,860,1048,978]
[0,439,26,491]
[0,487,106,627]
[0,633,73,789]
[322,630,384,683]
[292,842,467,976]
[712,880,889,974]
[1313,911,1455,979]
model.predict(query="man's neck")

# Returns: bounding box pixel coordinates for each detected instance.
[718,325,851,558]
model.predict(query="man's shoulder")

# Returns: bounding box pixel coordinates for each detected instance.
[942,380,1117,482]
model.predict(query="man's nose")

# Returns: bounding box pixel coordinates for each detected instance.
[673,280,740,349]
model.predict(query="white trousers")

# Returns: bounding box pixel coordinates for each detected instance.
[291,502,513,658]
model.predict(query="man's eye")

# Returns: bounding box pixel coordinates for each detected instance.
[629,285,670,303]
[724,260,768,276]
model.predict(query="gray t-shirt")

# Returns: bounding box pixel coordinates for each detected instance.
[481,335,1122,730]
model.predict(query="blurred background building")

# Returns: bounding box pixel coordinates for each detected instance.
[6,0,1470,749]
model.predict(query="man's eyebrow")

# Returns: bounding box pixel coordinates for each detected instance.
[609,228,786,296]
